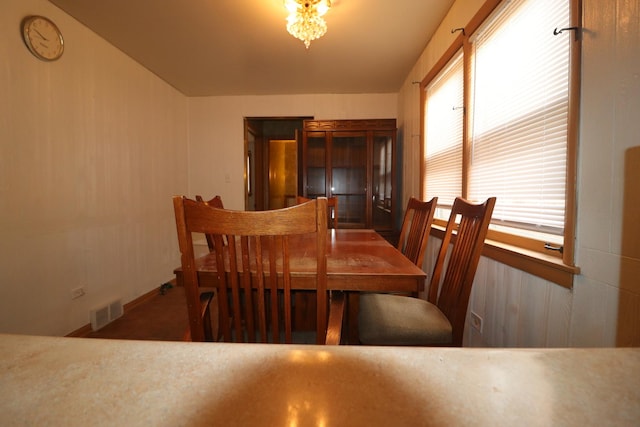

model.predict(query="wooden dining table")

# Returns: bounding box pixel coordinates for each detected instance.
[173,229,426,343]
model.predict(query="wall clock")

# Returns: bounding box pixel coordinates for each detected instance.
[21,15,64,61]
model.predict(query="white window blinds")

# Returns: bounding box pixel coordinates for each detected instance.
[468,0,570,235]
[424,49,464,208]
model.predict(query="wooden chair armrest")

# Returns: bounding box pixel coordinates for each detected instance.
[182,290,216,342]
[325,291,346,345]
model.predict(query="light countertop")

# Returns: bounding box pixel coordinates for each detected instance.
[1,334,638,426]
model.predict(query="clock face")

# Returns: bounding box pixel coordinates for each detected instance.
[22,16,64,61]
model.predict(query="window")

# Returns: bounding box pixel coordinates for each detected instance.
[421,0,580,286]
[424,49,463,210]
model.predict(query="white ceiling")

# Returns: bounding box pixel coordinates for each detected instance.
[48,0,454,97]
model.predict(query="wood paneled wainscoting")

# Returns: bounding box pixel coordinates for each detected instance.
[422,237,573,347]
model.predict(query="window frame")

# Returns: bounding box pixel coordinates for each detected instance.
[419,0,582,288]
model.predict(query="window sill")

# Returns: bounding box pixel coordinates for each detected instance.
[430,226,580,289]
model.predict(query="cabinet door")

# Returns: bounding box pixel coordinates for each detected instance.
[304,132,327,198]
[372,132,395,231]
[331,132,367,228]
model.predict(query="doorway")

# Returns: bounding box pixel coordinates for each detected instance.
[244,117,311,211]
[268,139,298,209]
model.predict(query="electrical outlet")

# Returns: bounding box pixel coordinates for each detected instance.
[70,286,85,300]
[470,311,483,333]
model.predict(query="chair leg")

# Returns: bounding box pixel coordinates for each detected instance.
[200,291,217,342]
[326,291,346,345]
[348,292,360,345]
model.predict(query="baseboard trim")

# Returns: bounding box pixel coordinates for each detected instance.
[66,279,177,338]
[66,323,93,338]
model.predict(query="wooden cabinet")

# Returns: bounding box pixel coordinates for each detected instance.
[301,119,397,238]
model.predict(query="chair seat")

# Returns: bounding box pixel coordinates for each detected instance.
[358,293,452,346]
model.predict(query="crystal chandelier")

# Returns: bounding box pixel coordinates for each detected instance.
[284,0,332,49]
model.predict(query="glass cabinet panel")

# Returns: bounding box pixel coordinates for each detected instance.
[301,119,396,238]
[331,132,367,228]
[372,132,394,230]
[305,133,326,198]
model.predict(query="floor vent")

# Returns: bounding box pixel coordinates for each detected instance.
[109,300,124,320]
[90,299,123,331]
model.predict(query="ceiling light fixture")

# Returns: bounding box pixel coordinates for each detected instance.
[284,0,331,49]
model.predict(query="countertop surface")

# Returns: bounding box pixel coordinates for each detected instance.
[1,334,638,426]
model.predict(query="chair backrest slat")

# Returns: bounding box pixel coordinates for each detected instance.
[195,195,224,252]
[174,196,328,344]
[396,197,437,267]
[427,197,496,346]
[297,195,339,229]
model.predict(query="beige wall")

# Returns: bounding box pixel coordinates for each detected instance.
[397,0,640,347]
[574,0,640,346]
[1,0,188,335]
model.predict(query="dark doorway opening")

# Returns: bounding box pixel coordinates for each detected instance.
[244,117,311,211]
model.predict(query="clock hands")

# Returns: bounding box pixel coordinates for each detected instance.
[32,28,49,41]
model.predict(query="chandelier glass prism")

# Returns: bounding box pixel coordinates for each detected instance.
[284,0,331,49]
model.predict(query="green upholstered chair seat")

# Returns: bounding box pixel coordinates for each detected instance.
[358,293,452,346]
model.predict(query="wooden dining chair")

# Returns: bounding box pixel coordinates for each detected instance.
[174,196,343,344]
[396,197,438,268]
[195,194,224,252]
[294,195,341,337]
[358,197,496,347]
[297,196,339,229]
